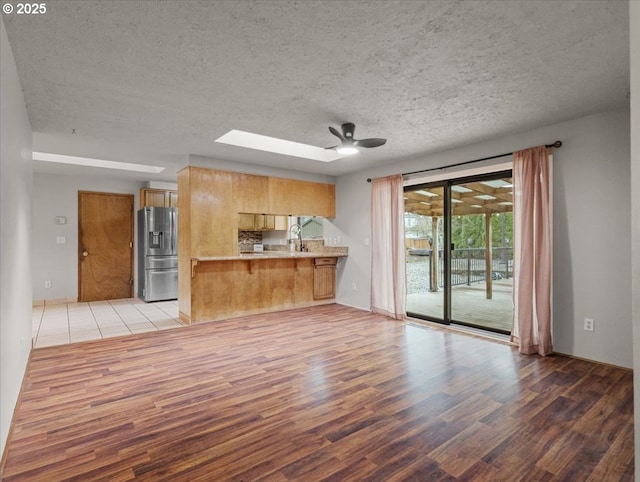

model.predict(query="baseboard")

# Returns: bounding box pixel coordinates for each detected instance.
[552,351,632,371]
[178,311,192,325]
[32,297,78,307]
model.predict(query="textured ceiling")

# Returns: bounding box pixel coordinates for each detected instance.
[3,0,630,181]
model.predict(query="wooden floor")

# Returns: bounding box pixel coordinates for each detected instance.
[2,304,633,481]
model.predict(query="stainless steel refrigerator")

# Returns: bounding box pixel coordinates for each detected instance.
[137,207,178,302]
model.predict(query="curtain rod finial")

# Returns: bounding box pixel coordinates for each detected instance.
[548,141,562,149]
[367,178,372,183]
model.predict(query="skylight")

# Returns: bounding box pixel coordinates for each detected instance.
[452,185,473,193]
[33,152,165,173]
[475,194,497,200]
[215,130,347,162]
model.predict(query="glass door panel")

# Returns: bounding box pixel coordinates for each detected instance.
[449,177,513,333]
[404,185,447,323]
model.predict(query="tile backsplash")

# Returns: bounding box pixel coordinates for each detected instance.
[238,231,263,252]
[238,231,348,256]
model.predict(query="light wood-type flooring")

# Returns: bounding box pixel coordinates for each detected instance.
[2,304,633,480]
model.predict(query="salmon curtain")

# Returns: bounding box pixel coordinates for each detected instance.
[370,174,406,319]
[511,146,553,355]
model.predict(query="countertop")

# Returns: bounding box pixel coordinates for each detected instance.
[192,251,348,262]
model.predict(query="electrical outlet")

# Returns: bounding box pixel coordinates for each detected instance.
[351,283,357,291]
[44,280,52,288]
[584,318,594,332]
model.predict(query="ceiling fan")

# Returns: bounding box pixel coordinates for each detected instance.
[327,122,386,155]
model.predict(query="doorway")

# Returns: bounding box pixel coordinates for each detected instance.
[78,191,134,302]
[404,170,513,334]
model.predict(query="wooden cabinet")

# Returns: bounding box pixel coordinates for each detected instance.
[268,177,335,217]
[313,257,337,299]
[274,215,288,230]
[178,166,336,323]
[139,188,178,208]
[238,213,256,230]
[234,174,269,213]
[178,167,235,258]
[238,213,288,231]
[256,214,275,230]
[268,177,294,214]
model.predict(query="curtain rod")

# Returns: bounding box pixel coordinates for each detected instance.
[366,140,562,182]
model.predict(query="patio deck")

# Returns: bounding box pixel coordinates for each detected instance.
[406,279,513,333]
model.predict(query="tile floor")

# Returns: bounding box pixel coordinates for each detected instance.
[32,298,184,348]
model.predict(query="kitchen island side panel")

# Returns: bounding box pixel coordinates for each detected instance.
[190,257,328,323]
[177,168,192,323]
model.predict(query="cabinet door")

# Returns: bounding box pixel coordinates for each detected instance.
[262,215,276,230]
[234,174,269,213]
[274,215,288,230]
[140,189,167,208]
[140,189,178,208]
[238,213,256,230]
[313,266,336,299]
[268,178,335,217]
[268,177,294,214]
[301,182,335,217]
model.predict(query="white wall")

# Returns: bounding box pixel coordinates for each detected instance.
[32,173,145,301]
[1,18,33,458]
[629,0,639,477]
[330,106,632,368]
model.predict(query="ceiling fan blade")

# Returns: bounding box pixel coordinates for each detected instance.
[354,138,387,148]
[325,145,341,150]
[329,126,345,141]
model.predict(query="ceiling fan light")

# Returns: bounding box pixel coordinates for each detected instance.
[336,146,358,155]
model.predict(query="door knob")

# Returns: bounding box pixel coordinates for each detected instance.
[82,251,89,257]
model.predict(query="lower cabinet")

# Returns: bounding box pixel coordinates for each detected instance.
[313,257,337,299]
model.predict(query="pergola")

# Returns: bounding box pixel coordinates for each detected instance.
[404,178,513,299]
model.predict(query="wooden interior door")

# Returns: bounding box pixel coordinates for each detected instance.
[79,191,134,301]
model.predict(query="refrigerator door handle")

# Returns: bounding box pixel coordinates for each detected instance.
[171,210,176,254]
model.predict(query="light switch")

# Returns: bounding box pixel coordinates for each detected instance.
[56,236,66,244]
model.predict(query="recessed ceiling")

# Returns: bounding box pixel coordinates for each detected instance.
[3,0,629,181]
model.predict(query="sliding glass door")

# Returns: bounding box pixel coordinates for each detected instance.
[404,171,514,334]
[405,185,446,322]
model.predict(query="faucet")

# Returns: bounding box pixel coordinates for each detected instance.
[289,223,303,252]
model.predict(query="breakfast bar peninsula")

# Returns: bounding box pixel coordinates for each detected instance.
[177,167,346,324]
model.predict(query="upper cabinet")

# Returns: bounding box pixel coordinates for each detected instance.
[178,167,335,256]
[267,177,335,218]
[140,188,178,208]
[238,213,288,231]
[234,174,269,213]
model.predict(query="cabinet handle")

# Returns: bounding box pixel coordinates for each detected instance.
[82,251,89,257]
